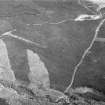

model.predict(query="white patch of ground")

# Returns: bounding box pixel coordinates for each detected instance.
[0,39,15,82]
[27,50,50,88]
